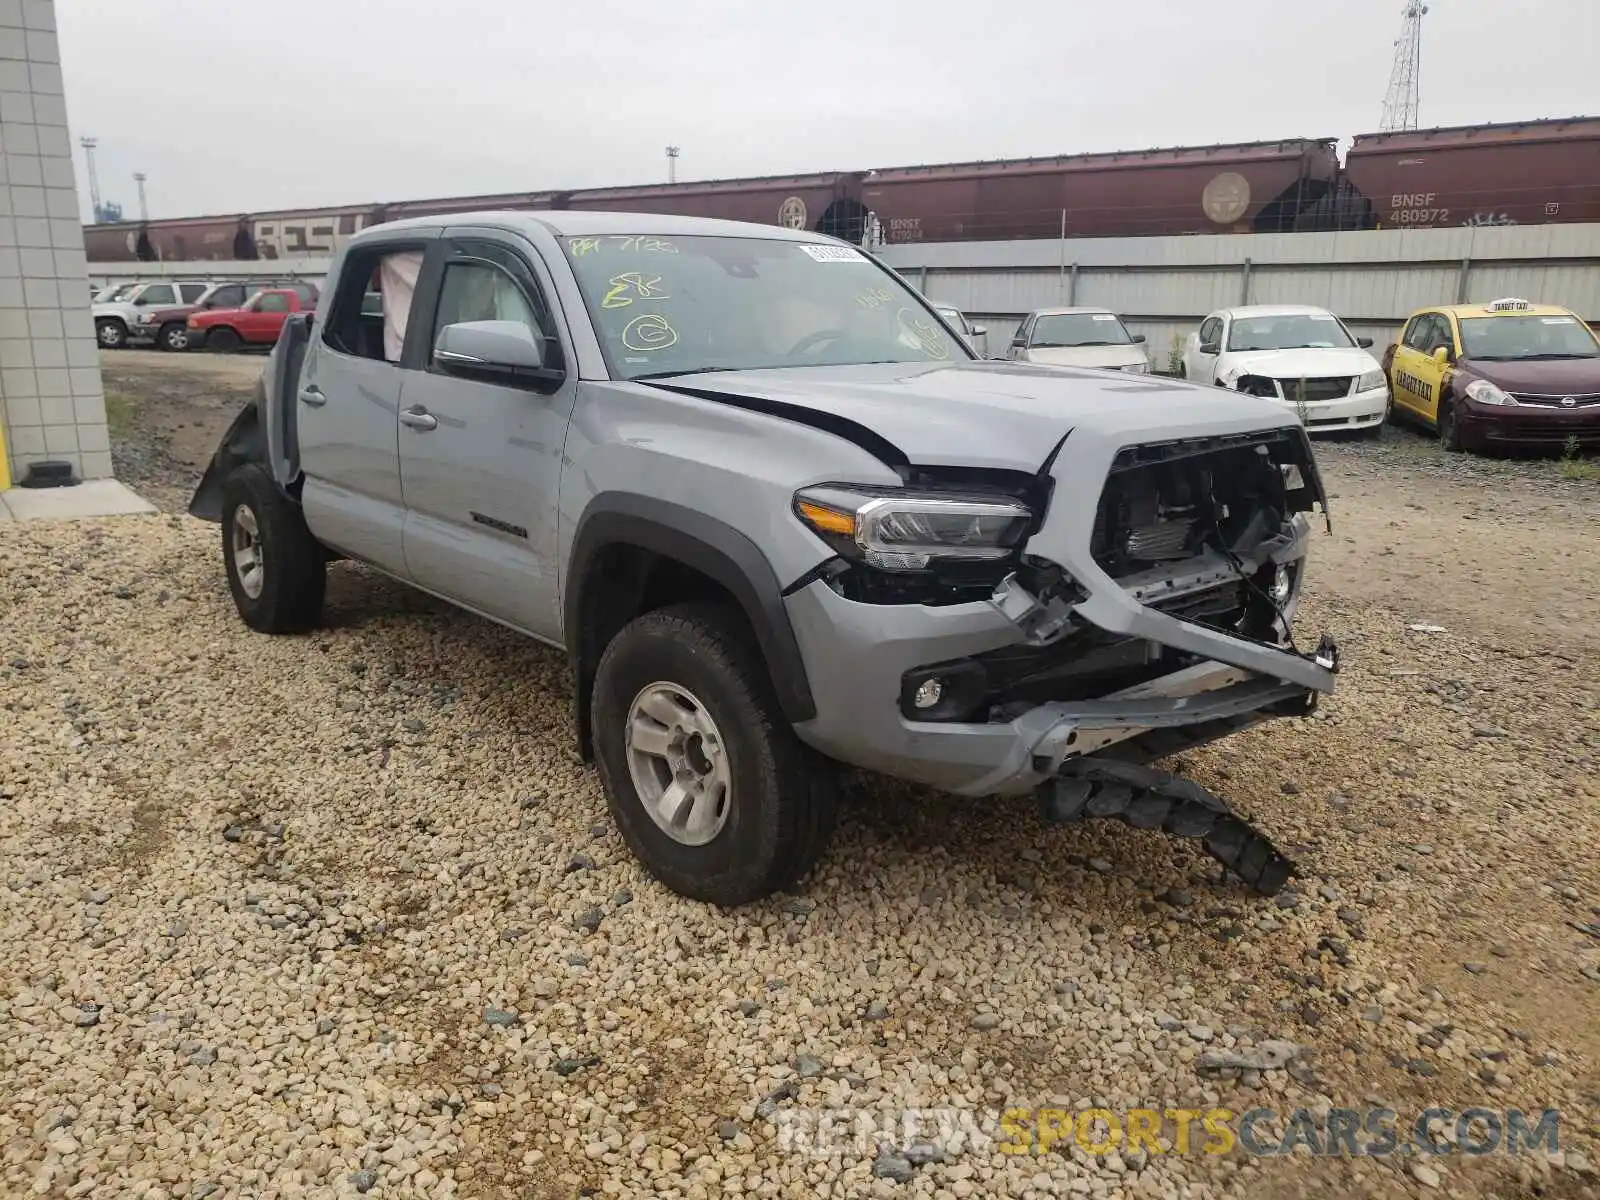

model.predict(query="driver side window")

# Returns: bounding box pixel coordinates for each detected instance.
[1199,316,1222,347]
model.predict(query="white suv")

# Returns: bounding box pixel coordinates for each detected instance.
[93,280,211,349]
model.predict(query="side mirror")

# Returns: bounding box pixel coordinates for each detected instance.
[1199,341,1220,356]
[1131,333,1147,344]
[1432,345,1453,365]
[434,320,564,390]
[1357,336,1374,348]
[1010,335,1027,348]
[972,324,988,337]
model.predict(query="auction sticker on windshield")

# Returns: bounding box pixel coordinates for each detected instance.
[800,245,867,263]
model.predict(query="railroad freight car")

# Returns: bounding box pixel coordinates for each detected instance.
[84,205,384,262]
[559,171,869,242]
[859,139,1342,243]
[83,214,245,263]
[1345,116,1600,230]
[375,190,561,222]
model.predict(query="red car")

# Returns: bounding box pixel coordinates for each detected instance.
[187,288,316,352]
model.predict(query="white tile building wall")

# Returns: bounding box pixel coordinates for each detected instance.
[0,0,109,486]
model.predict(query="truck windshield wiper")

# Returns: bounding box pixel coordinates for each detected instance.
[631,368,733,381]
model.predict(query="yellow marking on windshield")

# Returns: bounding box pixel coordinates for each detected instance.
[622,313,679,352]
[602,272,670,310]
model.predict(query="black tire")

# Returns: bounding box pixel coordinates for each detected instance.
[207,327,242,353]
[158,322,190,352]
[591,602,838,906]
[220,463,326,634]
[1438,398,1464,452]
[95,318,127,349]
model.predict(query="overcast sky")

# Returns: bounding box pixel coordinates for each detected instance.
[55,0,1600,223]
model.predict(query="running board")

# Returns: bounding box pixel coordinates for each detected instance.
[1039,758,1297,895]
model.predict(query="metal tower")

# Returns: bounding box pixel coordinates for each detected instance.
[1379,1,1428,132]
[133,172,148,222]
[665,145,680,184]
[81,137,103,221]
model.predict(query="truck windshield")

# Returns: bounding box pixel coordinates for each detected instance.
[558,234,967,379]
[1459,314,1600,361]
[1030,313,1133,347]
[1227,314,1355,352]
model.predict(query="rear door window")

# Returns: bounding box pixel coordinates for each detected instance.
[321,245,429,364]
[179,283,208,303]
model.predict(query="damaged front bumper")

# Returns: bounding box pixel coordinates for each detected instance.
[786,570,1336,797]
[785,424,1339,799]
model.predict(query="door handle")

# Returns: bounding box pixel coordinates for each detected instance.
[399,406,438,432]
[298,385,326,407]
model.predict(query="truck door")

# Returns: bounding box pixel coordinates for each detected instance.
[239,290,290,343]
[395,236,578,642]
[295,238,437,574]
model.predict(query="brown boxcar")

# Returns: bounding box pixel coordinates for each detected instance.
[1345,117,1600,231]
[378,190,562,223]
[860,139,1342,243]
[84,216,239,263]
[248,205,382,259]
[560,172,869,242]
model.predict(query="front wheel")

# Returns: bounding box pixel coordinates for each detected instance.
[206,327,242,353]
[220,463,327,633]
[96,318,127,349]
[158,322,190,352]
[591,603,838,905]
[1438,399,1464,452]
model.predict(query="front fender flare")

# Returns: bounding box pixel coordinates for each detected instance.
[565,493,818,759]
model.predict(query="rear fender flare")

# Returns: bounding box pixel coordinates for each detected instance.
[188,384,274,522]
[565,494,818,760]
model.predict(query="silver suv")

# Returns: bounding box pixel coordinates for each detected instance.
[93,280,210,349]
[191,212,1338,905]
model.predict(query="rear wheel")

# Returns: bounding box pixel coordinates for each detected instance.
[96,318,127,349]
[206,327,242,353]
[591,602,838,905]
[158,322,190,352]
[220,463,326,634]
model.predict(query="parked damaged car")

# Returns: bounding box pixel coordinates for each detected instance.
[191,211,1339,905]
[1183,305,1389,436]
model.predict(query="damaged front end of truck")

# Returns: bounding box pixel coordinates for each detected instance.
[782,412,1339,895]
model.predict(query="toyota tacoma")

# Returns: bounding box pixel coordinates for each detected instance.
[191,212,1339,905]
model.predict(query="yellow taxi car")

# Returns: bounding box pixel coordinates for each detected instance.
[1382,298,1600,452]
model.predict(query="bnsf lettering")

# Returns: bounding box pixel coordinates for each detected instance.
[887,216,923,243]
[1396,369,1434,402]
[1388,192,1448,226]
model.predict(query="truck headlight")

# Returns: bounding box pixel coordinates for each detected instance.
[1122,362,1149,374]
[794,485,1032,571]
[1357,370,1385,392]
[1465,379,1516,406]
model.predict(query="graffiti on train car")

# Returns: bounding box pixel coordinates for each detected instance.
[252,212,378,259]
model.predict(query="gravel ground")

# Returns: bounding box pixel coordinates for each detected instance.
[1,353,1596,1199]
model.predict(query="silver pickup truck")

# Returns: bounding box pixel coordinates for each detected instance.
[191,211,1338,905]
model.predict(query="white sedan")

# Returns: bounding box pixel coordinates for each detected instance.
[1182,305,1389,436]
